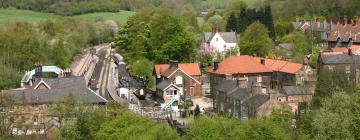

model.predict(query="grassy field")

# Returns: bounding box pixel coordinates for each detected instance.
[74,11,135,25]
[0,9,135,24]
[203,0,260,9]
[0,9,56,23]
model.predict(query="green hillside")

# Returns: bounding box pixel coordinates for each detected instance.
[0,9,135,24]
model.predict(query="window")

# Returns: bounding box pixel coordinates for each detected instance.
[346,66,351,74]
[190,87,194,96]
[216,38,219,42]
[328,65,334,71]
[172,101,178,106]
[257,75,262,83]
[175,76,183,85]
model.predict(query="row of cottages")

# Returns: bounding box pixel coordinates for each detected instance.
[201,29,239,55]
[1,77,107,138]
[319,47,360,83]
[293,17,334,40]
[212,78,277,119]
[327,16,360,48]
[209,55,315,117]
[154,61,202,110]
[208,55,312,92]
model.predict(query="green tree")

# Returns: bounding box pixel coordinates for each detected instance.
[96,111,179,140]
[225,12,237,32]
[275,21,295,39]
[263,5,275,39]
[130,58,155,90]
[207,15,224,29]
[239,21,274,57]
[312,91,356,139]
[281,31,312,63]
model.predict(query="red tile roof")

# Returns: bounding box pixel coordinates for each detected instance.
[331,45,360,53]
[209,55,303,75]
[327,24,360,43]
[155,63,201,77]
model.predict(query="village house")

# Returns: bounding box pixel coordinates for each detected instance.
[319,49,360,83]
[201,29,239,55]
[212,79,278,119]
[154,61,202,110]
[208,55,308,94]
[1,76,107,138]
[277,86,314,112]
[293,17,334,40]
[327,16,360,48]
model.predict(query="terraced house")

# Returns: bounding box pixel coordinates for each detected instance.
[208,55,310,93]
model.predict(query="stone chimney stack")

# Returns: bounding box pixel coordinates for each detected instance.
[344,16,349,25]
[354,16,359,26]
[260,58,265,65]
[213,61,219,71]
[169,60,178,68]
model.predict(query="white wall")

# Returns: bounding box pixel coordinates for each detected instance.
[209,33,237,54]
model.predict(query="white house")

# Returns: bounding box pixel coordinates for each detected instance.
[202,31,239,55]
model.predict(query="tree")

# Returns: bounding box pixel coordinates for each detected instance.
[313,68,354,108]
[263,5,275,39]
[239,21,274,57]
[275,21,295,39]
[225,13,237,32]
[312,91,355,139]
[207,15,224,29]
[96,111,179,140]
[186,116,290,140]
[281,31,312,63]
[130,58,155,90]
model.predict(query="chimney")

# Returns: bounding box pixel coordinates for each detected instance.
[212,27,219,33]
[169,60,178,68]
[344,16,348,25]
[237,78,248,88]
[354,16,359,26]
[260,58,265,65]
[34,61,43,78]
[348,48,352,56]
[213,61,219,71]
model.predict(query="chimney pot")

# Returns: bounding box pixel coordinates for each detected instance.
[169,60,178,68]
[213,61,219,71]
[348,48,352,56]
[260,58,265,65]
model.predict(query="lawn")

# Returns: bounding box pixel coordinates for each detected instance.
[203,0,259,9]
[0,9,135,24]
[0,9,56,23]
[74,11,135,25]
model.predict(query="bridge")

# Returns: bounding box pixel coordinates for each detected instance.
[21,66,64,87]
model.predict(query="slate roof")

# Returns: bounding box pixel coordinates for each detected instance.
[331,45,360,53]
[156,80,172,90]
[154,63,201,77]
[320,53,353,64]
[283,86,309,95]
[213,80,237,93]
[228,88,250,101]
[243,94,270,109]
[203,32,238,43]
[2,77,107,104]
[293,21,333,32]
[209,55,303,75]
